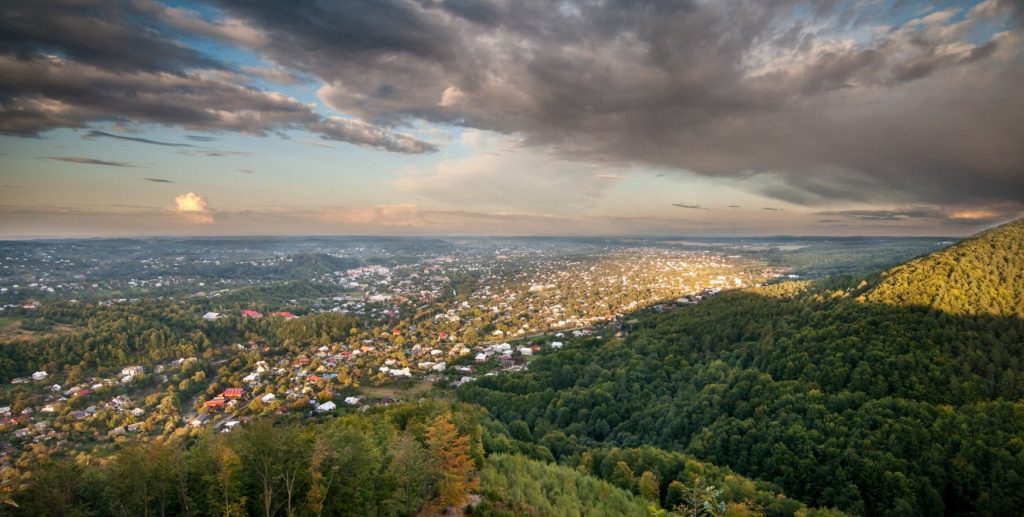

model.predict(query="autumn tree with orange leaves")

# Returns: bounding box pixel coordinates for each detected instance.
[424,411,479,515]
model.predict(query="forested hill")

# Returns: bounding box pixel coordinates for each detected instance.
[459,221,1024,515]
[864,218,1024,317]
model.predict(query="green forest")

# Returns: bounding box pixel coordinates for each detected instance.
[460,220,1024,515]
[2,401,841,516]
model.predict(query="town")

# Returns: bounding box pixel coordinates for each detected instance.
[0,237,780,476]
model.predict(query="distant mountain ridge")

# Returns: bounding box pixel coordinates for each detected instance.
[864,218,1024,318]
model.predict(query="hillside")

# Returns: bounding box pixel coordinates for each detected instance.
[460,222,1024,515]
[3,400,839,516]
[864,218,1024,317]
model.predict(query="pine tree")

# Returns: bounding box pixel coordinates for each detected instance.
[425,411,479,515]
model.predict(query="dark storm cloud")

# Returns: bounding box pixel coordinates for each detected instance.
[85,130,194,147]
[46,156,136,167]
[0,0,436,154]
[212,0,1023,207]
[0,0,222,73]
[4,0,1022,205]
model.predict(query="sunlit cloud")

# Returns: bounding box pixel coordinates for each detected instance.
[173,192,214,224]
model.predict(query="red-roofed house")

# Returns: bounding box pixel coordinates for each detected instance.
[241,310,263,319]
[272,311,297,320]
[204,398,226,409]
[221,388,244,399]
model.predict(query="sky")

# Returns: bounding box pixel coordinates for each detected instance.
[0,0,1022,238]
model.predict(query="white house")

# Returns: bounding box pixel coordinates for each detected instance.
[550,341,564,349]
[31,371,48,381]
[261,393,276,403]
[315,401,337,413]
[202,312,223,321]
[121,366,144,378]
[518,347,533,356]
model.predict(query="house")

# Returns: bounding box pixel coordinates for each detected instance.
[241,309,263,319]
[344,396,363,405]
[31,371,48,381]
[474,353,489,363]
[121,366,144,378]
[108,426,126,438]
[205,398,226,410]
[272,311,297,320]
[127,423,143,433]
[202,312,223,321]
[518,347,533,356]
[260,393,276,403]
[221,388,244,399]
[315,401,336,413]
[131,408,145,417]
[550,341,564,349]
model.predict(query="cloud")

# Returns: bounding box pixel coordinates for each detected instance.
[814,208,943,221]
[762,207,784,211]
[173,192,214,224]
[5,0,1024,214]
[215,0,1024,207]
[45,156,135,167]
[85,130,193,147]
[816,204,1023,225]
[0,1,436,155]
[238,169,255,174]
[672,203,707,210]
[185,135,218,142]
[310,116,437,154]
[143,178,173,183]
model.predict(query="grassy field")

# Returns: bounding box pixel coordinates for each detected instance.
[0,318,80,343]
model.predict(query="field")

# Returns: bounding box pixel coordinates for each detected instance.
[0,317,79,343]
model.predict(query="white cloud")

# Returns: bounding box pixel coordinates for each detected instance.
[173,192,213,224]
[439,86,464,107]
